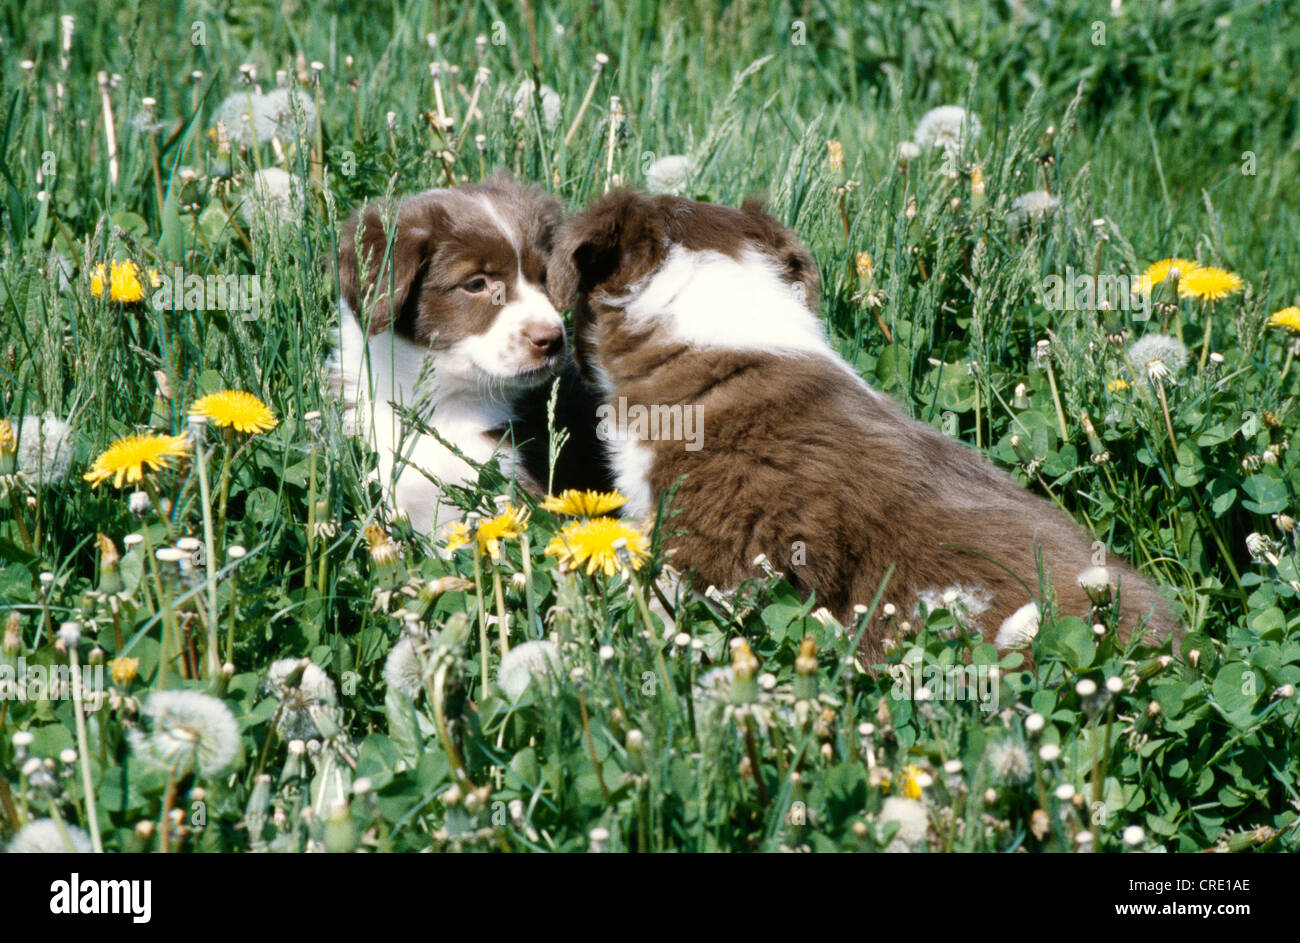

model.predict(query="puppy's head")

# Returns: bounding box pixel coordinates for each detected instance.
[338,173,566,390]
[546,190,820,377]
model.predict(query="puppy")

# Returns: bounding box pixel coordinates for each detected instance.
[547,190,1178,663]
[335,174,608,532]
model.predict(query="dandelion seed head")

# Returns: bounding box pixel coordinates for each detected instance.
[987,740,1032,782]
[879,796,929,852]
[7,818,93,853]
[644,154,692,195]
[130,690,239,777]
[512,80,561,131]
[1127,334,1189,385]
[497,639,562,701]
[913,105,981,152]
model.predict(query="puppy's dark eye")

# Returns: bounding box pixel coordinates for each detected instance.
[462,277,490,294]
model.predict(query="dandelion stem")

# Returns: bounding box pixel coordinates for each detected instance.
[629,568,678,715]
[193,432,221,678]
[492,560,510,657]
[1045,360,1069,441]
[304,439,318,588]
[564,57,606,148]
[520,533,538,636]
[68,644,103,853]
[1154,378,1179,452]
[1198,305,1213,370]
[473,548,490,700]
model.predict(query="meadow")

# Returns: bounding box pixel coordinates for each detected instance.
[0,0,1298,853]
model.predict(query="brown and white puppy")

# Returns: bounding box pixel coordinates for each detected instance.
[335,174,608,532]
[548,190,1179,663]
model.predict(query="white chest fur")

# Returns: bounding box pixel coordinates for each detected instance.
[332,302,519,532]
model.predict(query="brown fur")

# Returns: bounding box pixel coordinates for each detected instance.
[550,190,1180,664]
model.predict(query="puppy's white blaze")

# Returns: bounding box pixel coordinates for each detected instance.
[476,193,521,256]
[611,246,826,354]
[608,245,881,395]
[995,601,1041,650]
[459,276,564,381]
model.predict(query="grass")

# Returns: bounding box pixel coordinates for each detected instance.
[0,0,1298,853]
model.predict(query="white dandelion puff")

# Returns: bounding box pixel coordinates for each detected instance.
[12,415,74,487]
[994,601,1040,650]
[264,658,339,741]
[1127,334,1189,385]
[692,665,734,729]
[987,739,1032,782]
[384,634,426,699]
[896,140,922,164]
[512,80,561,131]
[913,105,981,152]
[1008,190,1060,228]
[6,818,93,853]
[129,690,239,778]
[215,87,316,148]
[880,797,929,853]
[644,154,693,195]
[241,168,304,226]
[1077,566,1112,594]
[497,640,562,701]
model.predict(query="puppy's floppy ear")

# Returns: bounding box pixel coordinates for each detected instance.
[740,197,821,313]
[338,195,448,335]
[546,189,660,312]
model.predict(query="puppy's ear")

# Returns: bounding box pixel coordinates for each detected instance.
[740,197,821,313]
[546,189,659,312]
[338,195,448,335]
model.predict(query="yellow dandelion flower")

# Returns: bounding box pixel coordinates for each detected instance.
[544,516,649,578]
[108,656,139,687]
[89,261,160,303]
[1107,378,1130,393]
[83,432,191,489]
[855,251,873,280]
[827,140,844,174]
[1178,266,1244,302]
[188,390,278,434]
[541,489,628,518]
[441,521,471,552]
[970,164,985,197]
[1266,306,1300,333]
[899,764,926,800]
[1134,258,1198,295]
[476,504,530,562]
[0,418,14,456]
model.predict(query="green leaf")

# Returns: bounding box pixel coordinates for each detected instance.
[1241,474,1288,514]
[1211,663,1261,717]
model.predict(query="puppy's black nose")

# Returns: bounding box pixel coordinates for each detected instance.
[524,323,564,357]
